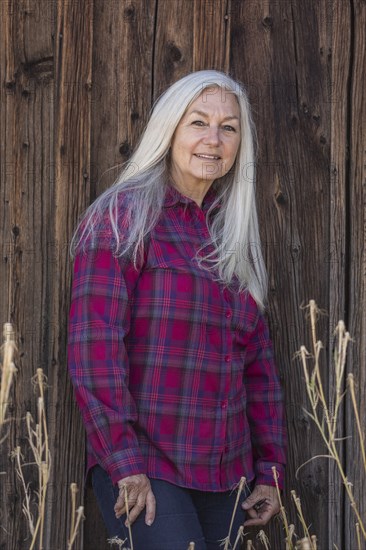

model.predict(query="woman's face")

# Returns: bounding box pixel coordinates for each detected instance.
[170,87,241,191]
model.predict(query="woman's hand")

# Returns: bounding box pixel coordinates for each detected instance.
[242,484,280,527]
[114,473,156,527]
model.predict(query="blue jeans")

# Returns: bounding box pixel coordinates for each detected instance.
[91,465,251,550]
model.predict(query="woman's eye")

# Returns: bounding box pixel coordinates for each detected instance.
[192,120,206,126]
[223,125,236,132]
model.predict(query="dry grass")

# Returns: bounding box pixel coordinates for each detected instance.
[297,300,365,543]
[1,322,84,549]
[232,300,364,549]
[0,322,17,441]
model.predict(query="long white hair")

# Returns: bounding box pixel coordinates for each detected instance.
[71,70,268,309]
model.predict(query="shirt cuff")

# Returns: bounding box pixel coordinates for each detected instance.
[100,447,147,485]
[254,461,285,490]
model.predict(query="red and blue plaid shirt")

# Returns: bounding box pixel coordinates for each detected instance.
[68,184,286,491]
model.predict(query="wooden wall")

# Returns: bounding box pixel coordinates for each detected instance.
[0,1,365,548]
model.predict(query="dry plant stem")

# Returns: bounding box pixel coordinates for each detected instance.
[296,539,312,550]
[272,467,293,550]
[13,446,35,534]
[308,301,332,433]
[331,321,349,440]
[187,543,195,550]
[68,506,85,549]
[223,476,246,550]
[124,486,134,550]
[232,525,244,550]
[258,530,270,549]
[290,491,315,550]
[288,525,296,549]
[348,374,366,472]
[68,483,85,549]
[37,369,49,469]
[246,541,254,550]
[0,323,17,430]
[355,523,361,550]
[16,369,51,550]
[70,484,77,545]
[301,303,366,540]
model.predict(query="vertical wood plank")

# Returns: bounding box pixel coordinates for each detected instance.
[153,0,194,101]
[0,1,55,548]
[328,1,351,547]
[193,0,231,72]
[91,0,157,200]
[50,0,93,548]
[345,1,366,548]
[230,1,334,547]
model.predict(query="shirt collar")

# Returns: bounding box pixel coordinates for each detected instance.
[163,183,220,211]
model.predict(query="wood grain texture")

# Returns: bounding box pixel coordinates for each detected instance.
[48,1,93,548]
[193,0,231,72]
[327,1,351,547]
[153,0,194,101]
[345,1,366,549]
[0,1,55,548]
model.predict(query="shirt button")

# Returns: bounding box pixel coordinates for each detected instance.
[221,400,228,409]
[225,355,231,363]
[225,311,232,318]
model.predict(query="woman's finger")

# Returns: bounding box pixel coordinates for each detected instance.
[244,507,273,527]
[144,489,156,526]
[125,492,147,526]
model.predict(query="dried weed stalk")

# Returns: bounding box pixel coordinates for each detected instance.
[10,369,51,549]
[297,300,365,540]
[222,476,246,550]
[0,322,17,439]
[123,485,134,550]
[290,490,315,549]
[257,529,270,549]
[272,466,295,549]
[68,483,85,549]
[232,525,244,550]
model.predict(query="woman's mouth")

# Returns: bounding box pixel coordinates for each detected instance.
[194,154,221,160]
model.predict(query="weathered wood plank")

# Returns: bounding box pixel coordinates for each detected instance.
[327,1,351,548]
[49,1,94,549]
[91,0,157,200]
[230,1,335,547]
[345,1,366,548]
[153,0,194,101]
[0,1,54,548]
[193,0,231,72]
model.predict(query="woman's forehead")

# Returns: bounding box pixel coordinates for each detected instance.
[185,89,240,116]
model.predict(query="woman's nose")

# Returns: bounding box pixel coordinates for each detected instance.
[203,126,221,145]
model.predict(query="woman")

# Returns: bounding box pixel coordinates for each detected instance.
[68,70,287,550]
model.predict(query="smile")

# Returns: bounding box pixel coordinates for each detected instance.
[194,154,221,160]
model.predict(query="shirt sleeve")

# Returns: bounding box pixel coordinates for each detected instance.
[67,243,146,485]
[244,308,287,489]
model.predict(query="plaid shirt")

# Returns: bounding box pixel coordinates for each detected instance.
[68,184,286,491]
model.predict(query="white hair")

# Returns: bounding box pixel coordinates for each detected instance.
[71,70,268,309]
